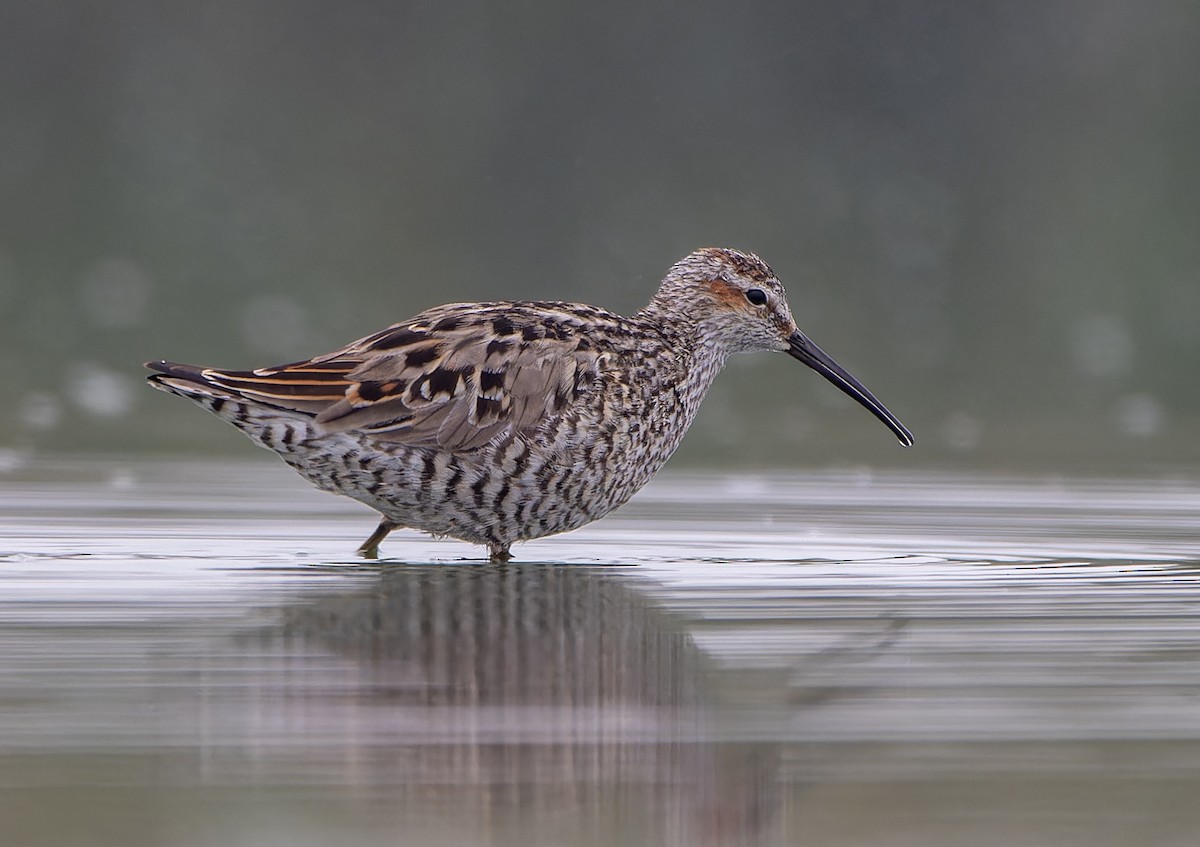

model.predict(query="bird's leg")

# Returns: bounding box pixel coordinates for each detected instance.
[488,543,512,563]
[357,518,399,559]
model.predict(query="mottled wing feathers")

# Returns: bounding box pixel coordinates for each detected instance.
[155,303,606,453]
[310,303,601,451]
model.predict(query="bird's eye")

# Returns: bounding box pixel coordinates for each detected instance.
[745,288,768,306]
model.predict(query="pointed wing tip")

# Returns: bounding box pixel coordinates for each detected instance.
[144,360,207,381]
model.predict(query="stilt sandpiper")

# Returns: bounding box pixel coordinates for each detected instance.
[146,247,912,561]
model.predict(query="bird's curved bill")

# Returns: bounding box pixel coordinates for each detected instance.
[787,331,914,447]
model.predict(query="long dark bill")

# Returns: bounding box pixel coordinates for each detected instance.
[787,331,914,447]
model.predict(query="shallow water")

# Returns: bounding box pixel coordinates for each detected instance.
[2,458,1200,846]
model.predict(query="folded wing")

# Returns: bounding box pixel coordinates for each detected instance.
[169,303,602,453]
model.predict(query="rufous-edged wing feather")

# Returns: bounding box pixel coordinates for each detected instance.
[191,360,356,414]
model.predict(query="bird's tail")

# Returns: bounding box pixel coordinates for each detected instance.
[144,360,320,453]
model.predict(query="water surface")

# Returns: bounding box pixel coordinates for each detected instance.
[2,458,1199,846]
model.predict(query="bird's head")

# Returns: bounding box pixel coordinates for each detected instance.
[651,247,913,447]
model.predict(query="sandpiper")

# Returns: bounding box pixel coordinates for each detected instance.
[146,248,912,561]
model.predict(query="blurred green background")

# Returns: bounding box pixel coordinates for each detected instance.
[2,1,1197,471]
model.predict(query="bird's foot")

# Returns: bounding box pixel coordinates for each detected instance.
[357,519,399,559]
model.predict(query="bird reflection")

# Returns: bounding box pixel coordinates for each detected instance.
[243,563,783,846]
